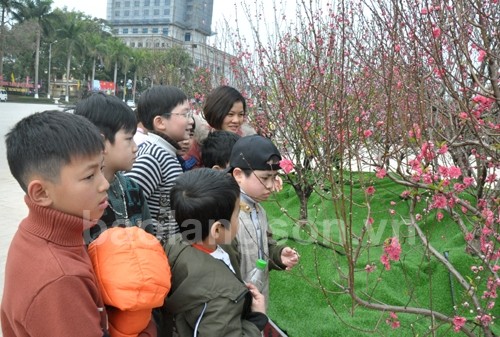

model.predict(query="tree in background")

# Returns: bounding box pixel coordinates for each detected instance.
[10,0,54,98]
[230,0,499,335]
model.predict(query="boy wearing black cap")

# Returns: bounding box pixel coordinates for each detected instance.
[226,135,300,302]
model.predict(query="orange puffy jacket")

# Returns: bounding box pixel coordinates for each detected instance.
[88,226,171,337]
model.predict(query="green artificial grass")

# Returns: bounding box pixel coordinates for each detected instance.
[262,174,500,337]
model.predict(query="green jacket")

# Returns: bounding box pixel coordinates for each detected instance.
[157,235,267,337]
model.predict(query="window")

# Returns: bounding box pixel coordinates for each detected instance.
[152,27,158,33]
[154,0,160,5]
[155,42,160,48]
[133,10,139,16]
[130,42,135,47]
[184,32,191,42]
[114,11,120,17]
[115,2,121,7]
[142,27,148,33]
[134,0,139,6]
[164,0,170,4]
[144,0,150,5]
[154,9,159,15]
[162,27,168,35]
[144,9,149,15]
[123,28,129,34]
[163,8,170,15]
[124,1,130,7]
[132,28,138,33]
[138,42,143,47]
[124,10,130,16]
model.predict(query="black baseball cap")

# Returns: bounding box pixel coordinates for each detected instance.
[228,135,282,171]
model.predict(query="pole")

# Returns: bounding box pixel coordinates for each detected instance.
[47,40,57,99]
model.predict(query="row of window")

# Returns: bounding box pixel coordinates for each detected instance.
[122,27,169,35]
[115,0,171,8]
[114,8,170,17]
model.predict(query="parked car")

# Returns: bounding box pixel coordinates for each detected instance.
[0,89,7,102]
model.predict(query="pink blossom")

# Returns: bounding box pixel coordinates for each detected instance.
[375,167,387,179]
[415,214,422,221]
[384,237,401,261]
[478,50,487,62]
[461,206,468,214]
[376,121,384,127]
[365,264,376,273]
[448,166,462,179]
[476,314,492,326]
[421,8,429,14]
[438,143,448,154]
[400,190,411,199]
[380,254,390,270]
[363,129,373,137]
[422,173,433,184]
[436,212,444,222]
[390,201,396,206]
[463,177,474,187]
[432,27,442,38]
[459,112,469,120]
[386,312,400,329]
[365,186,376,195]
[366,217,374,226]
[486,173,497,183]
[394,44,401,52]
[279,159,294,174]
[389,209,396,215]
[453,316,466,332]
[453,183,465,192]
[465,232,473,241]
[432,194,448,209]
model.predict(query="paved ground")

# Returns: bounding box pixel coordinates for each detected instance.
[0,102,65,314]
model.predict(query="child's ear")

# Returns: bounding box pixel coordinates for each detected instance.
[27,179,53,207]
[210,220,223,240]
[153,115,166,132]
[232,168,244,184]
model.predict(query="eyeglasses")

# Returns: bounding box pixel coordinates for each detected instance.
[170,111,193,119]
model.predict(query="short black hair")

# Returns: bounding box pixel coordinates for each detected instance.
[203,86,246,130]
[6,110,104,192]
[170,168,240,242]
[201,130,240,168]
[74,92,136,144]
[136,85,188,130]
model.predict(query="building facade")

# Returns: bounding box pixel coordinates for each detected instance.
[106,0,232,78]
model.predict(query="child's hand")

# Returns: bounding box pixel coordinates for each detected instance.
[247,283,266,314]
[281,247,300,270]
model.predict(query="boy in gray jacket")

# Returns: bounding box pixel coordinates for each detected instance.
[158,168,268,337]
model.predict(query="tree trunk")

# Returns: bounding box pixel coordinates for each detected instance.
[113,61,118,96]
[91,58,96,90]
[0,7,6,78]
[34,28,40,98]
[65,47,71,102]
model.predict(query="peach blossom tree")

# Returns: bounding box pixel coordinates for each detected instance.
[228,0,499,335]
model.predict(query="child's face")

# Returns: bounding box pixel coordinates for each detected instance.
[234,169,279,202]
[157,100,192,142]
[222,101,245,133]
[104,129,138,174]
[44,153,109,223]
[216,197,240,245]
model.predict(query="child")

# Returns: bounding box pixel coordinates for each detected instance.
[74,92,153,242]
[126,85,192,242]
[201,130,241,170]
[75,93,166,337]
[226,135,300,301]
[1,110,110,336]
[158,168,268,336]
[177,115,197,171]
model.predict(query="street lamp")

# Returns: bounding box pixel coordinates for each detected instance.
[47,40,57,99]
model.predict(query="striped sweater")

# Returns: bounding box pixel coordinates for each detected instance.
[126,132,183,242]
